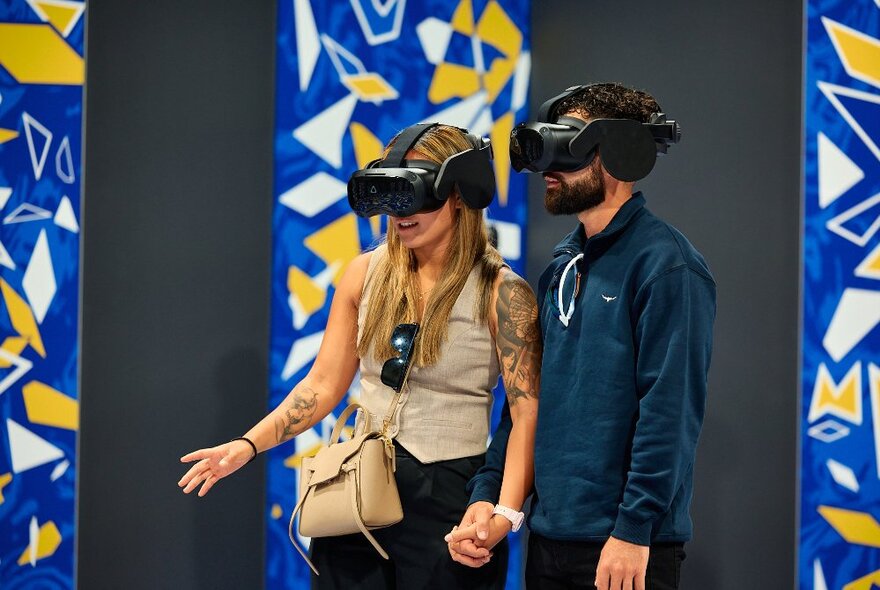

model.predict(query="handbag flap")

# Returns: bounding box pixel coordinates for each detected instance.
[306,433,375,486]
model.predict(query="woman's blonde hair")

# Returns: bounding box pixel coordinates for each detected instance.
[358,125,505,367]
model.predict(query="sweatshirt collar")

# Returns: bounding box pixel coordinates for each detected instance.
[553,192,647,256]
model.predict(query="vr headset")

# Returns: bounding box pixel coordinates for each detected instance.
[348,123,495,218]
[509,85,681,181]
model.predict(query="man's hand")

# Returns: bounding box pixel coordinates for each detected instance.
[594,536,650,590]
[444,501,495,567]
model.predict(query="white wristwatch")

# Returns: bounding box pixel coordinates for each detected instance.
[492,504,525,532]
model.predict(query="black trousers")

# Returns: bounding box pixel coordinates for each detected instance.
[310,443,508,590]
[525,533,685,590]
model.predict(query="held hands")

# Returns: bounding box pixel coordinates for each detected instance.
[445,501,511,568]
[594,536,650,590]
[178,440,255,497]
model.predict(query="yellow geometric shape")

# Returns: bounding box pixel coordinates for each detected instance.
[818,506,880,548]
[271,504,283,520]
[1,279,46,358]
[0,472,11,505]
[34,0,85,38]
[825,17,880,88]
[349,122,383,170]
[287,266,327,316]
[483,56,517,105]
[451,0,474,35]
[303,213,362,286]
[344,73,397,102]
[283,441,324,470]
[17,521,62,565]
[0,337,29,369]
[0,24,84,85]
[476,1,522,59]
[428,63,481,104]
[844,569,880,590]
[0,129,19,144]
[809,362,862,425]
[22,381,79,431]
[491,112,515,206]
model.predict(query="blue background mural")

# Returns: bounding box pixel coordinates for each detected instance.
[0,1,85,588]
[800,1,880,588]
[268,0,531,587]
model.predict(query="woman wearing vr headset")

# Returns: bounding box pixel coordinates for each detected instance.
[178,123,540,589]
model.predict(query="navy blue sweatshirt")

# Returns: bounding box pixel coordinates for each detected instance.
[469,193,716,545]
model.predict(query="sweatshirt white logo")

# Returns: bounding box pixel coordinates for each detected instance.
[602,294,617,302]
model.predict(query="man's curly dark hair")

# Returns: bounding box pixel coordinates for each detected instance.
[555,83,660,123]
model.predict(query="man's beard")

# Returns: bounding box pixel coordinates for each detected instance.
[544,158,605,215]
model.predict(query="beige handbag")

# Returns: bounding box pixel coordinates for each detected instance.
[288,324,419,575]
[288,402,403,575]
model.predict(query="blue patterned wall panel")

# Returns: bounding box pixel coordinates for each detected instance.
[269,1,530,588]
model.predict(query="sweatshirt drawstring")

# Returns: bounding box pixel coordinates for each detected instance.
[558,253,584,327]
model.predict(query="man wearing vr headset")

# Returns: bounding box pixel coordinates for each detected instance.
[447,83,716,590]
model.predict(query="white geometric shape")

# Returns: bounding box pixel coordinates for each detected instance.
[814,559,828,590]
[0,187,11,210]
[807,419,851,443]
[22,112,52,181]
[7,418,65,474]
[0,348,33,396]
[826,458,860,492]
[871,363,880,479]
[3,203,52,225]
[54,195,79,233]
[281,331,324,380]
[416,17,453,65]
[471,33,486,75]
[826,192,880,247]
[294,0,321,92]
[50,459,70,482]
[30,227,58,299]
[288,292,309,331]
[292,93,358,169]
[511,51,531,112]
[349,0,407,45]
[823,288,880,361]
[420,91,488,129]
[818,132,863,208]
[55,136,74,184]
[0,240,15,270]
[470,107,494,137]
[321,34,367,79]
[856,243,880,280]
[822,17,880,91]
[486,217,522,261]
[29,516,38,567]
[818,82,880,163]
[22,230,57,324]
[808,362,863,425]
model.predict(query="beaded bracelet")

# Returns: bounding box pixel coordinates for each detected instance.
[230,436,258,464]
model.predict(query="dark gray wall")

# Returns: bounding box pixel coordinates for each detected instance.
[528,2,802,589]
[78,1,274,588]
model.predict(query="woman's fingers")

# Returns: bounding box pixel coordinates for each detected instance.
[179,458,211,490]
[180,448,209,463]
[198,474,219,497]
[182,468,212,494]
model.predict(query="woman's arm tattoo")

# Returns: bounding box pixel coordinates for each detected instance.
[275,385,318,442]
[496,273,542,405]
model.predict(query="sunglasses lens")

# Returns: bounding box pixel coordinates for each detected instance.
[380,323,419,392]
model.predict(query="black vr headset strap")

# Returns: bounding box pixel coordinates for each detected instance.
[382,123,439,167]
[537,84,588,122]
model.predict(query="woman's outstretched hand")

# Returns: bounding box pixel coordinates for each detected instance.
[178,440,254,497]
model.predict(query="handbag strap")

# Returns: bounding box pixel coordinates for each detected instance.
[287,454,392,575]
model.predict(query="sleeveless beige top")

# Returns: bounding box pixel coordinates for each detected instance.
[356,245,501,463]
